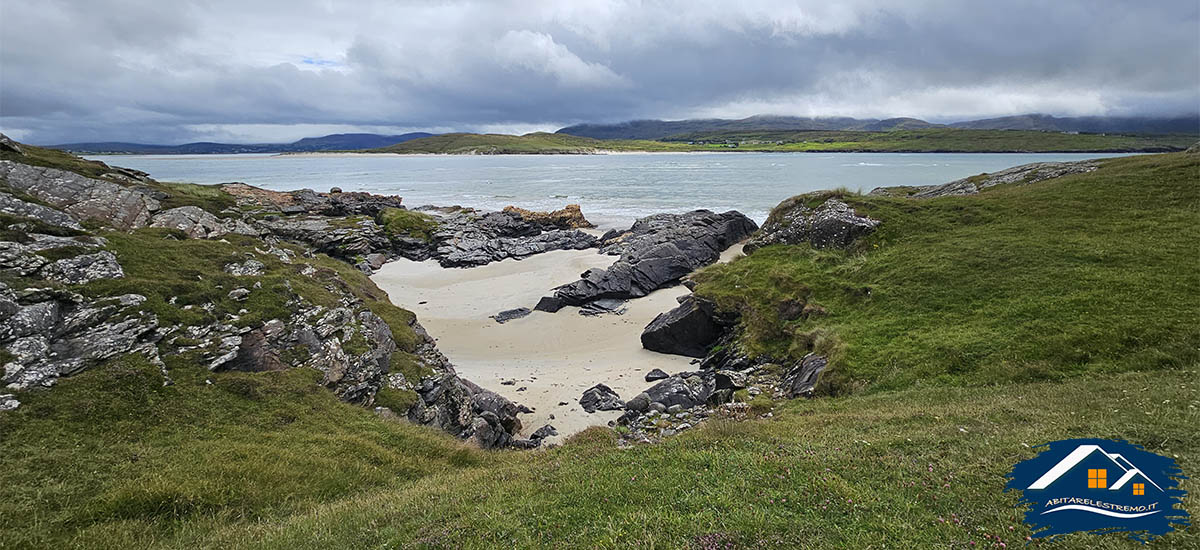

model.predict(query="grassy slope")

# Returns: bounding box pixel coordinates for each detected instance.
[373,129,1195,154]
[2,149,1197,548]
[692,152,1200,393]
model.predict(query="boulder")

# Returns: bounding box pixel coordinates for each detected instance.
[223,258,265,276]
[640,295,727,358]
[530,424,558,440]
[782,353,828,398]
[579,383,625,413]
[644,368,669,382]
[744,198,880,253]
[0,133,23,154]
[533,296,566,313]
[0,160,160,229]
[643,375,711,410]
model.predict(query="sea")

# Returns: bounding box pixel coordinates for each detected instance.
[85,152,1137,229]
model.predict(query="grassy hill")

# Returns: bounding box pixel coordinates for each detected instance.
[2,150,1197,548]
[377,129,1195,154]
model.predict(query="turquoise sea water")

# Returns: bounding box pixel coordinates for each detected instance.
[86,152,1136,228]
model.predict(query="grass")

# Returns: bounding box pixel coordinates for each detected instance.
[377,207,438,243]
[2,364,1193,548]
[370,129,1196,155]
[692,152,1200,394]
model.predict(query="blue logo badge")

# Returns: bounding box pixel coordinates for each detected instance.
[1005,438,1189,542]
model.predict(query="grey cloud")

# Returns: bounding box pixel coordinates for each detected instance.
[1,0,1196,144]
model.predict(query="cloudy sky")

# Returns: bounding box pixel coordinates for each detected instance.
[1,0,1196,144]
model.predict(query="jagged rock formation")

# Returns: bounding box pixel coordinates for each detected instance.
[426,208,598,268]
[149,206,259,238]
[0,191,84,230]
[0,161,161,229]
[502,204,594,229]
[538,210,756,310]
[222,184,405,216]
[743,197,880,253]
[868,160,1100,199]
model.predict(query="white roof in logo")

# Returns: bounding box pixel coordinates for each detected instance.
[1027,444,1163,491]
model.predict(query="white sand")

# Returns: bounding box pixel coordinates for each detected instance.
[371,244,744,442]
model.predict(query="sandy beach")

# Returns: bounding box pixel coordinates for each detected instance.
[372,244,745,442]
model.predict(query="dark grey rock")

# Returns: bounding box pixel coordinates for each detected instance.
[644,368,669,382]
[644,375,711,410]
[533,295,565,313]
[744,198,880,253]
[491,307,532,324]
[640,295,727,358]
[579,383,625,413]
[578,298,627,316]
[531,424,558,440]
[625,392,651,412]
[0,133,23,154]
[783,353,828,398]
[714,370,748,390]
[551,210,756,307]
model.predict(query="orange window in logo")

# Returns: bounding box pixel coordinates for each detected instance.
[1088,469,1107,488]
[1133,483,1145,495]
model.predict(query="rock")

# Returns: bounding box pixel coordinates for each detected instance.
[0,192,84,230]
[744,198,880,253]
[330,187,343,194]
[625,392,651,412]
[649,402,667,413]
[222,183,404,216]
[260,216,392,262]
[872,160,1101,199]
[40,251,124,284]
[149,206,258,239]
[365,253,388,270]
[578,298,627,316]
[223,258,265,276]
[0,160,160,229]
[644,368,669,382]
[490,307,532,324]
[640,295,728,358]
[666,404,683,414]
[533,295,566,313]
[531,424,558,440]
[782,353,828,397]
[644,375,711,410]
[714,370,748,390]
[579,383,625,413]
[228,288,250,301]
[0,133,23,154]
[551,210,756,307]
[0,393,19,410]
[502,204,594,229]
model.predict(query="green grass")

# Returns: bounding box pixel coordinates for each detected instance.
[692,152,1200,393]
[370,129,1195,155]
[377,207,438,243]
[3,364,1193,549]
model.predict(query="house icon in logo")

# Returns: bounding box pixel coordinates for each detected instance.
[1027,444,1163,499]
[1005,438,1189,541]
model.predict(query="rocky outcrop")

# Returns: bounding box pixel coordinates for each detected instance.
[149,206,259,239]
[0,191,84,230]
[1,283,162,390]
[640,295,730,358]
[430,209,597,268]
[259,216,392,266]
[541,210,756,309]
[39,251,125,284]
[782,353,828,398]
[0,133,23,155]
[222,184,404,216]
[0,161,160,229]
[744,197,879,253]
[0,235,122,284]
[869,160,1100,199]
[491,307,531,324]
[502,204,594,229]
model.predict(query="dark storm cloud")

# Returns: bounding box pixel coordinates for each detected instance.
[1,0,1196,144]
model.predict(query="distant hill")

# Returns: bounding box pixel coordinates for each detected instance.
[556,115,942,140]
[374,132,616,154]
[558,114,1199,139]
[49,132,434,154]
[948,114,1199,134]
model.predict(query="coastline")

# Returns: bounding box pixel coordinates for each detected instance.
[371,244,746,442]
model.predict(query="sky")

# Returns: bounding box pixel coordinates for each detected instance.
[1,0,1197,144]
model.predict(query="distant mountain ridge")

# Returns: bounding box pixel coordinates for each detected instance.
[557,114,1199,140]
[49,132,434,154]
